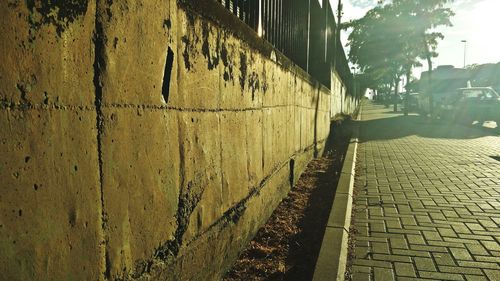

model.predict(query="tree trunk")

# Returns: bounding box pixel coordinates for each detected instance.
[404,66,411,115]
[393,77,400,112]
[423,34,433,118]
[405,67,411,91]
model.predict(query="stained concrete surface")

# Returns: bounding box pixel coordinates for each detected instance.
[0,1,357,280]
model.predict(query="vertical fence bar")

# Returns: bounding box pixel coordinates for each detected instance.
[262,0,266,39]
[265,0,270,41]
[291,0,296,64]
[270,0,273,46]
[278,0,281,50]
[324,0,328,62]
[272,0,276,48]
[288,0,291,55]
[294,1,297,62]
[288,1,292,59]
[276,0,280,50]
[306,0,308,72]
[267,0,271,43]
[289,1,293,60]
[256,0,260,31]
[283,1,287,54]
[277,0,280,49]
[275,0,279,50]
[252,0,258,30]
[268,0,272,41]
[246,0,250,23]
[290,1,293,60]
[284,0,287,53]
[273,0,276,45]
[274,0,278,48]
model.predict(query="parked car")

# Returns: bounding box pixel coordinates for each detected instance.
[416,90,455,117]
[376,92,394,107]
[394,93,404,104]
[440,87,500,125]
[403,92,420,112]
[417,65,470,117]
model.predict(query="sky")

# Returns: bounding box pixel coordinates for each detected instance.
[333,0,500,79]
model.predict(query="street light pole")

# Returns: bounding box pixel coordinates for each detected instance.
[351,66,357,98]
[461,40,467,68]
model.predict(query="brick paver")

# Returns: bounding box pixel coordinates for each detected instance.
[350,102,500,281]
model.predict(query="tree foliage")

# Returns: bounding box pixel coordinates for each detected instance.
[466,62,500,88]
[345,0,454,92]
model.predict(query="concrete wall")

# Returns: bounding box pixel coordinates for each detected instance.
[0,1,357,280]
[331,70,358,118]
[0,1,104,280]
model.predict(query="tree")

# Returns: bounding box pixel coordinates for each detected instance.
[346,3,407,110]
[392,0,454,72]
[393,0,454,115]
[467,63,500,88]
[345,0,454,113]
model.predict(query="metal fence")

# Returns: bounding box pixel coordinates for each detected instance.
[218,0,259,30]
[216,0,353,91]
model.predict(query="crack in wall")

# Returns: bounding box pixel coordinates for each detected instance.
[0,102,332,114]
[84,4,332,278]
[168,147,319,249]
[92,1,110,279]
[0,103,97,111]
[99,103,328,113]
[132,147,307,280]
[153,120,187,261]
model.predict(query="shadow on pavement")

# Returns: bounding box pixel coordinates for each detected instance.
[356,115,499,143]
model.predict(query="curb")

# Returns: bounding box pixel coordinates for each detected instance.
[312,109,361,281]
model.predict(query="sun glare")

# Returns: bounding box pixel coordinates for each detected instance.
[435,0,500,67]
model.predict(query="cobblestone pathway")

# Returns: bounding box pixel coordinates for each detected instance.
[350,102,500,281]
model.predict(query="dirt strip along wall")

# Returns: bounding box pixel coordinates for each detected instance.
[0,0,357,280]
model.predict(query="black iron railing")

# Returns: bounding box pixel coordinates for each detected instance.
[218,0,259,30]
[216,0,353,91]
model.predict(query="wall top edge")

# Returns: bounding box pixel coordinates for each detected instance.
[178,0,331,93]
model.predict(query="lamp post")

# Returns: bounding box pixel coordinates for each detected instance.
[461,40,467,68]
[351,66,357,98]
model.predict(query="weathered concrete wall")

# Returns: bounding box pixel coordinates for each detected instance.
[331,70,358,118]
[0,0,357,280]
[0,1,104,280]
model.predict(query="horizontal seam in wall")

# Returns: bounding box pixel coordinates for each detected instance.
[0,103,330,113]
[99,103,327,112]
[0,104,96,111]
